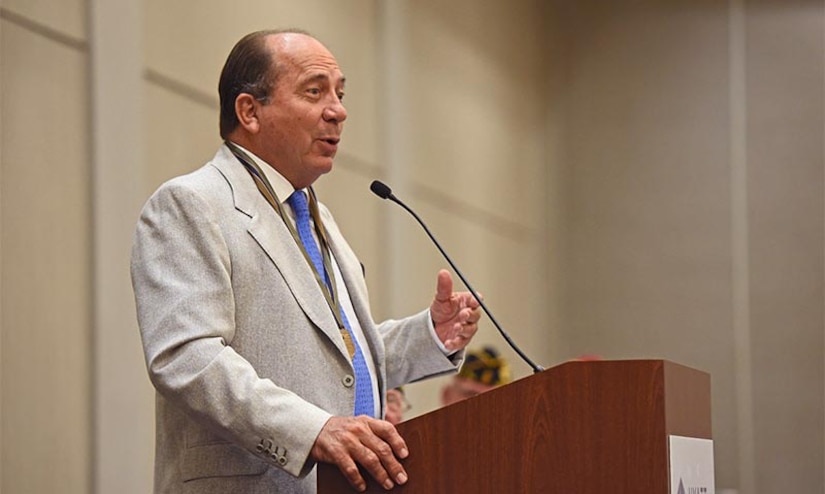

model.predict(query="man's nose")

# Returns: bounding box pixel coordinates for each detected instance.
[323,99,347,123]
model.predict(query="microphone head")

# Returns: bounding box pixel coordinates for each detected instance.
[370,180,393,199]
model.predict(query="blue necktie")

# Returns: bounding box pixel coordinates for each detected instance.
[287,191,375,417]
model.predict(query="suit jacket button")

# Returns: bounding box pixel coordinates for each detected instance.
[342,375,355,387]
[278,456,288,466]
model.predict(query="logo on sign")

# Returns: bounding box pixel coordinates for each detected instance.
[678,478,709,494]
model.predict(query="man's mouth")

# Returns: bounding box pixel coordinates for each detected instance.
[316,137,340,156]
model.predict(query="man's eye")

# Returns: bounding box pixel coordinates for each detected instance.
[337,92,345,102]
[307,88,321,96]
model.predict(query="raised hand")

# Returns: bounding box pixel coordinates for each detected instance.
[430,269,482,352]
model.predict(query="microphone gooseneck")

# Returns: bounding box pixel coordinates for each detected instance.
[369,180,544,374]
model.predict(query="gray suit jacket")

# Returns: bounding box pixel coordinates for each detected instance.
[131,145,460,493]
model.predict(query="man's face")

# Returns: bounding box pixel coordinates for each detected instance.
[254,34,347,189]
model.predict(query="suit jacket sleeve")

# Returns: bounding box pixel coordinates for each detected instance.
[131,178,331,478]
[317,202,464,390]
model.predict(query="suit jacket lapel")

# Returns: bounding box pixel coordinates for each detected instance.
[210,145,351,361]
[325,217,387,390]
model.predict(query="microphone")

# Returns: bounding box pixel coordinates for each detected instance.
[370,180,544,373]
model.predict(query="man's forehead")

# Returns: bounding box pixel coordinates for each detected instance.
[268,33,335,63]
[268,33,344,81]
[267,31,313,49]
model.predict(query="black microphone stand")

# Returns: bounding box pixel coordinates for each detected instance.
[370,180,544,374]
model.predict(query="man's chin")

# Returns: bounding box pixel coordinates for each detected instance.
[315,157,335,174]
[301,159,334,185]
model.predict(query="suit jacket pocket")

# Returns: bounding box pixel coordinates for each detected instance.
[182,442,269,481]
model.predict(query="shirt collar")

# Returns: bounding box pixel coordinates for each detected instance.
[227,142,303,206]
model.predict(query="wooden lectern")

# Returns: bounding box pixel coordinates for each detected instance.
[318,359,711,493]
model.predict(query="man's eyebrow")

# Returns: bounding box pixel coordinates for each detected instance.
[300,72,346,87]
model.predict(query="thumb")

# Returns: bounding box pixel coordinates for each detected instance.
[434,270,453,302]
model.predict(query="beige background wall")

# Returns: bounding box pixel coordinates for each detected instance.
[1,1,823,493]
[1,1,92,492]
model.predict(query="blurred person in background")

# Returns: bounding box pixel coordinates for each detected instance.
[440,346,511,406]
[385,387,410,425]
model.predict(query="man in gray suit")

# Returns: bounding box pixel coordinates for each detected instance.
[131,29,481,493]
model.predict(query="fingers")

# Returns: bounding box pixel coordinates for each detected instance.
[465,290,483,308]
[311,416,409,492]
[440,307,481,350]
[364,420,410,486]
[432,272,479,314]
[368,418,409,459]
[434,271,482,310]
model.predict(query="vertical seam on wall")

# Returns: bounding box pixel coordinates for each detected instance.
[90,1,151,491]
[729,1,756,493]
[380,2,409,318]
[0,10,4,491]
[86,2,97,493]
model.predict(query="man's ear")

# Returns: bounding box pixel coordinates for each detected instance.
[235,93,261,134]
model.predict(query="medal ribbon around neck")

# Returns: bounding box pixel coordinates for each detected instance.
[225,141,356,358]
